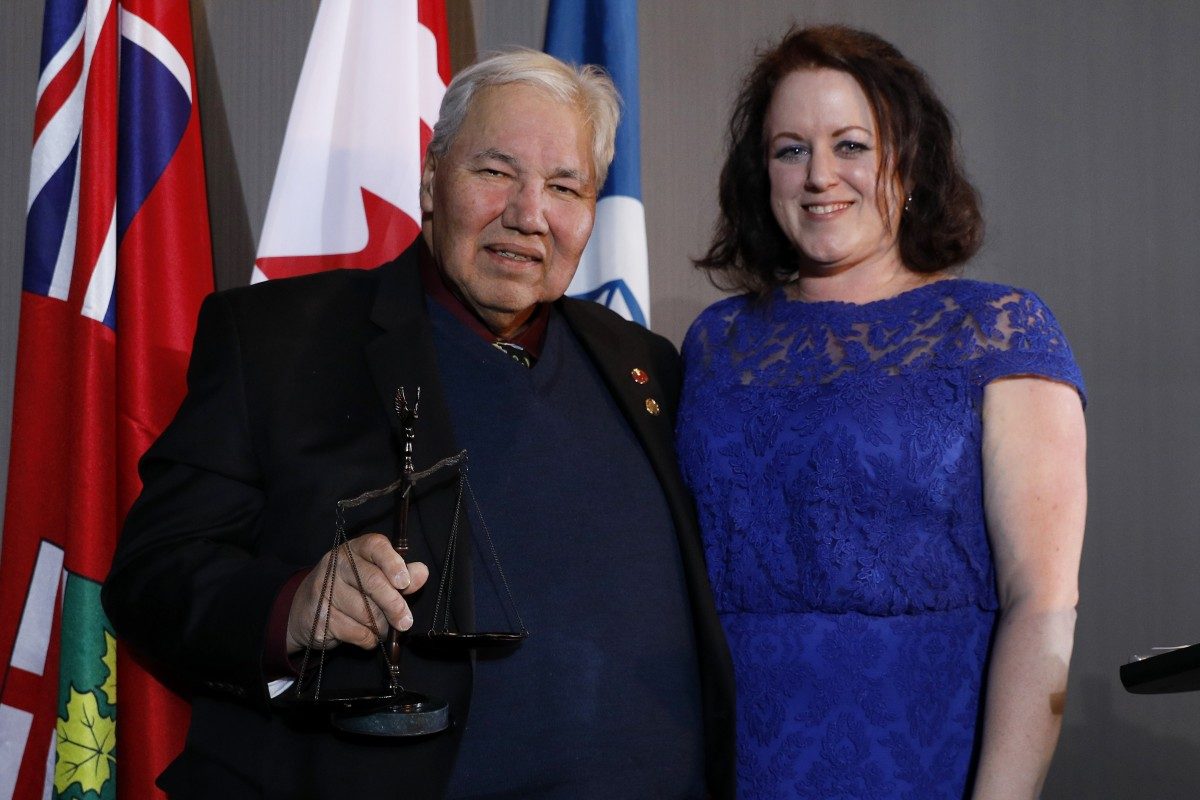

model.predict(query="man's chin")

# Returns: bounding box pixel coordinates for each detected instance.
[469,300,539,338]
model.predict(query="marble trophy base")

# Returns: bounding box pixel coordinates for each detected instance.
[325,690,451,737]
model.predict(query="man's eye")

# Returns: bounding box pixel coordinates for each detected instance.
[550,184,580,196]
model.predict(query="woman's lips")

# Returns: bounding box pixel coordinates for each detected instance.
[803,201,853,216]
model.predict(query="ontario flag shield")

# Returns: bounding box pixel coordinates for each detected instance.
[0,1,214,798]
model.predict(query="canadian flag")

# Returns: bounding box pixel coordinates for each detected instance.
[253,0,449,282]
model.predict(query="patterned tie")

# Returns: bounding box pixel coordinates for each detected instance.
[492,340,535,368]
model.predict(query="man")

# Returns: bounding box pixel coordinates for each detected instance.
[103,51,734,799]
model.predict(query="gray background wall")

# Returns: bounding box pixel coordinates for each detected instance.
[3,1,1199,795]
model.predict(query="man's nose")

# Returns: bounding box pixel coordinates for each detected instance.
[502,181,549,234]
[805,148,838,192]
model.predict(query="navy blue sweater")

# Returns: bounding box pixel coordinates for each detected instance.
[432,303,705,799]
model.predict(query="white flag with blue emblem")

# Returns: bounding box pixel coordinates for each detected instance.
[545,0,649,326]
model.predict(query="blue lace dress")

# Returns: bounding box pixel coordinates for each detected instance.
[676,279,1084,799]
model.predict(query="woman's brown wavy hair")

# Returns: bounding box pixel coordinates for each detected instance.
[696,25,983,295]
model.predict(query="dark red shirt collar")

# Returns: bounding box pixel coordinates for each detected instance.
[417,242,549,359]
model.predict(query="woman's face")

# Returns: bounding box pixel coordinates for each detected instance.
[765,68,904,275]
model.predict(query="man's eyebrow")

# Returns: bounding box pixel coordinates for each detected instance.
[471,149,591,186]
[471,148,519,167]
[549,167,590,184]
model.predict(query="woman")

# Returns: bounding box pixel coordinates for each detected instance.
[677,25,1086,799]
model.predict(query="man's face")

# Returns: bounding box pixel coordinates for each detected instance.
[420,83,597,339]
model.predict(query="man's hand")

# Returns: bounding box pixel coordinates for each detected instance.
[285,533,430,654]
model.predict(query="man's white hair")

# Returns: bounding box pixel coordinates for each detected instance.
[428,48,621,188]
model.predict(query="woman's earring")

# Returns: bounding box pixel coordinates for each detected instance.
[904,193,913,213]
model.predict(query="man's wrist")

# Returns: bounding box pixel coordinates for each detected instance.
[263,570,308,680]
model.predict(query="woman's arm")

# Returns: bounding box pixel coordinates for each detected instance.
[971,377,1087,799]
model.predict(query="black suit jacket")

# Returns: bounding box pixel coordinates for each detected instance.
[103,247,735,799]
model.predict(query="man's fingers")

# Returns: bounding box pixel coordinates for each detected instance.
[351,533,414,591]
[331,561,415,633]
[288,534,424,654]
[325,604,380,650]
[330,583,387,633]
[404,561,430,595]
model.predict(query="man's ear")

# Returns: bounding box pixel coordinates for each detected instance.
[420,152,437,214]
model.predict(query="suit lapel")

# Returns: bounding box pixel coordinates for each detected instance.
[364,249,473,632]
[557,300,685,503]
[365,250,457,464]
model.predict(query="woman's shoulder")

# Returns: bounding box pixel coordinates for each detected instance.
[937,277,1052,310]
[694,292,759,323]
[935,278,1069,343]
[935,279,1085,400]
[680,293,777,381]
[683,293,759,344]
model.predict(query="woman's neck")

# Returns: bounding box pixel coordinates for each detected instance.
[786,255,942,304]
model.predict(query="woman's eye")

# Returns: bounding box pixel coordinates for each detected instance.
[837,140,869,155]
[774,144,809,161]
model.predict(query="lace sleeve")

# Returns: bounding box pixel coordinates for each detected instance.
[969,288,1086,407]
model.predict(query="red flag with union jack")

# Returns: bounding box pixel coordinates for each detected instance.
[253,0,450,283]
[0,1,214,798]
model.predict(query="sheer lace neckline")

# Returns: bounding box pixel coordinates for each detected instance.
[776,276,958,313]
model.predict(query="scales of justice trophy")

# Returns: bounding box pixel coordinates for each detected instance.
[287,387,527,737]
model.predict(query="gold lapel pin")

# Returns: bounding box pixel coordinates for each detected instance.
[644,398,661,416]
